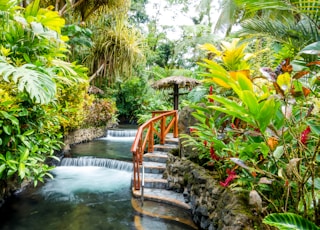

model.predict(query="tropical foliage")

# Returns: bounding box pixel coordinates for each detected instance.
[181,37,320,226]
[263,213,320,230]
[0,0,91,186]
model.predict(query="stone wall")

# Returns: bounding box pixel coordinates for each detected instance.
[172,106,260,229]
[165,154,258,230]
[63,126,107,153]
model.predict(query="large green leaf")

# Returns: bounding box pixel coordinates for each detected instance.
[263,213,320,230]
[25,0,40,18]
[0,111,19,127]
[209,95,255,124]
[0,0,15,11]
[257,98,276,132]
[241,90,259,115]
[299,41,320,55]
[0,60,56,104]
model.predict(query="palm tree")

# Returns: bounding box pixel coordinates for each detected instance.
[85,17,146,87]
[235,0,320,52]
[216,0,320,51]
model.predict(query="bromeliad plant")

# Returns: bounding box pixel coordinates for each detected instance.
[182,39,320,224]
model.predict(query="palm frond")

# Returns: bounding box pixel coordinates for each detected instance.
[86,19,146,86]
[238,16,317,50]
[215,0,239,35]
[235,0,320,25]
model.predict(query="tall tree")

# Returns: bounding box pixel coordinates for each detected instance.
[86,16,146,87]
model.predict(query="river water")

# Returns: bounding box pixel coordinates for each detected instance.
[0,127,196,230]
[0,128,136,230]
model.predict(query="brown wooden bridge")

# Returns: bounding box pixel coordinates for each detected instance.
[131,110,178,190]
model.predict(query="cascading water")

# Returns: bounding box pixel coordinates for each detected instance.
[0,127,137,230]
[106,129,137,139]
[60,156,133,171]
[68,128,137,161]
[0,127,195,230]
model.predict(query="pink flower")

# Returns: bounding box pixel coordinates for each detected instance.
[300,126,311,145]
[219,169,237,187]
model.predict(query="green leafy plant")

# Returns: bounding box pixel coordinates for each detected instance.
[263,213,320,230]
[182,38,320,223]
[0,0,89,188]
[0,91,62,186]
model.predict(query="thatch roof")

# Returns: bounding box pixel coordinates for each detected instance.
[151,76,200,89]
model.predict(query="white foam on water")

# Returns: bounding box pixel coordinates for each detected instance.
[100,136,135,142]
[40,166,132,201]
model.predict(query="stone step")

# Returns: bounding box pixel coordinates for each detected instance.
[132,173,167,189]
[154,144,178,152]
[132,187,190,211]
[143,152,168,163]
[165,136,179,145]
[141,161,166,174]
[132,199,198,230]
[131,175,168,189]
[143,177,168,189]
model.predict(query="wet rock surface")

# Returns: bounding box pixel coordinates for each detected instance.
[171,106,257,229]
[166,155,256,230]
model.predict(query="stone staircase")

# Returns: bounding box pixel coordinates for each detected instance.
[131,135,197,229]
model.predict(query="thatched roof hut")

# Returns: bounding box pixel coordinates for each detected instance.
[152,76,200,110]
[152,76,200,89]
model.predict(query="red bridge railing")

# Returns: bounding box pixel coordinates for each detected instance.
[131,110,178,190]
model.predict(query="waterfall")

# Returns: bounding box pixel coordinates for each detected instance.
[60,157,133,171]
[107,129,137,137]
[101,129,137,141]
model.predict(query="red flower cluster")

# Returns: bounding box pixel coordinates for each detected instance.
[209,86,214,102]
[219,169,237,187]
[210,144,219,161]
[300,126,311,145]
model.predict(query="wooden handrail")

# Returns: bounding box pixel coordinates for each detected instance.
[131,110,178,190]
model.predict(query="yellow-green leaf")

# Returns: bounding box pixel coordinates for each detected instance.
[241,90,259,115]
[237,71,253,91]
[277,72,291,92]
[257,99,276,132]
[19,163,25,179]
[199,43,221,56]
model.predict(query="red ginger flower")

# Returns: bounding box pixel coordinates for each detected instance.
[210,144,219,161]
[208,86,214,102]
[300,126,311,145]
[219,169,237,187]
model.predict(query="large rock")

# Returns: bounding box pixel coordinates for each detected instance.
[178,106,200,159]
[63,126,107,152]
[166,154,259,229]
